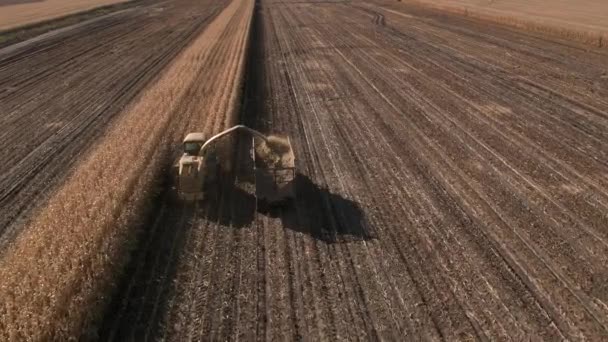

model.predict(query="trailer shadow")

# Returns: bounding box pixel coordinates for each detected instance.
[261,173,375,243]
[200,173,373,243]
[202,179,257,229]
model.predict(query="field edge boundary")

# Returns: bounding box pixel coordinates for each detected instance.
[396,0,608,50]
[0,0,139,48]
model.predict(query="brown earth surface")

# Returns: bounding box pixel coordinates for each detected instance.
[99,0,608,340]
[0,0,129,30]
[0,0,227,249]
[402,0,608,34]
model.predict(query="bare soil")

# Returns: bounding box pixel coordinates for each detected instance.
[100,0,608,340]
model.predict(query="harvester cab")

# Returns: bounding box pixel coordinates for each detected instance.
[183,133,205,156]
[176,125,296,206]
[176,132,220,201]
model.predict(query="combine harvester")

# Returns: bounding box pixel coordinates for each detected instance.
[175,125,296,207]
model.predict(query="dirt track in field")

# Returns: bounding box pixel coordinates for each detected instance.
[0,0,227,248]
[101,0,608,340]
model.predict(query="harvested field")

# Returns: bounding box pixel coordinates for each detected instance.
[1,0,608,340]
[100,0,608,340]
[403,0,608,33]
[398,0,608,48]
[0,0,129,31]
[0,0,227,248]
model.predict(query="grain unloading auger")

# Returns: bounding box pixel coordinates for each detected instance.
[176,125,296,205]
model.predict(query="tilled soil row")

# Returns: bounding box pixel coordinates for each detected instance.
[100,0,607,340]
[252,1,608,339]
[0,0,227,248]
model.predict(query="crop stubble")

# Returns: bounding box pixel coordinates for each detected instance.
[105,0,608,340]
[0,0,228,248]
[2,0,608,339]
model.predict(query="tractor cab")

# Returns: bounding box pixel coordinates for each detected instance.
[176,132,220,200]
[183,132,206,155]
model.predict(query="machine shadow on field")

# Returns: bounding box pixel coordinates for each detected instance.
[201,178,257,229]
[263,173,375,243]
[199,171,374,244]
[96,158,196,341]
[234,1,372,243]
